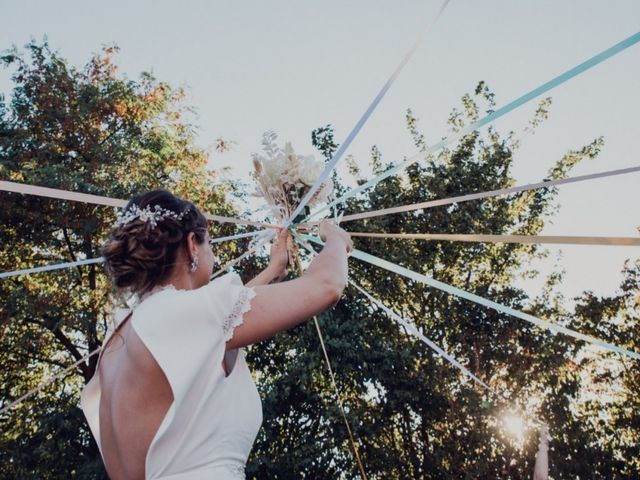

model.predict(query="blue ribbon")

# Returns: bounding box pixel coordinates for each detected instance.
[300,235,640,361]
[304,31,640,222]
[0,257,106,279]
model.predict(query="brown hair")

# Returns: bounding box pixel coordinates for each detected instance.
[101,190,208,296]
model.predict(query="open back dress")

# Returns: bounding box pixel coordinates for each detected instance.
[80,273,262,479]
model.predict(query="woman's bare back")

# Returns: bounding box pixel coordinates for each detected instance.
[97,318,173,479]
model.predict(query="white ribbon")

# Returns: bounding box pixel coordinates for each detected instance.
[283,0,451,229]
[0,239,275,416]
[349,280,493,391]
[0,346,103,417]
[300,234,640,361]
[209,230,266,244]
[0,257,105,279]
[210,231,274,279]
[0,180,273,228]
[347,232,640,247]
[299,165,640,226]
[294,233,544,425]
[1,231,268,280]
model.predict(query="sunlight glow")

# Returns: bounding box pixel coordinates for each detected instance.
[503,413,526,444]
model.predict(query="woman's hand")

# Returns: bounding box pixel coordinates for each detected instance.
[227,223,350,350]
[268,229,290,281]
[246,229,290,287]
[319,220,352,254]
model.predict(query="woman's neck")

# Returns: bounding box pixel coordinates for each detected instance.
[159,271,196,291]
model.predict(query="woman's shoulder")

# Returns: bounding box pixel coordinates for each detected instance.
[130,285,208,340]
[129,273,255,344]
[196,273,256,342]
[128,283,227,387]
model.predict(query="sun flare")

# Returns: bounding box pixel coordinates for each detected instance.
[503,414,526,443]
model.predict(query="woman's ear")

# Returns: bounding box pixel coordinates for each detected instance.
[186,231,198,261]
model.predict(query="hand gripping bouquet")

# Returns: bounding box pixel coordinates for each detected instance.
[251,131,333,265]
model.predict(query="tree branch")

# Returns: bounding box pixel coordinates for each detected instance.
[21,317,91,380]
[50,326,90,380]
[62,226,83,284]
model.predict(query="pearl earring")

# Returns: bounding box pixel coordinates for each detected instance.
[190,256,199,273]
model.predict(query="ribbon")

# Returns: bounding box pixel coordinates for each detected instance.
[300,235,640,361]
[294,232,493,389]
[209,230,266,244]
[303,32,640,223]
[0,257,105,279]
[0,345,103,416]
[0,231,267,279]
[210,231,275,279]
[349,280,493,391]
[283,0,451,229]
[0,180,274,228]
[299,165,640,225]
[347,232,640,247]
[351,279,545,426]
[294,233,545,425]
[0,236,275,415]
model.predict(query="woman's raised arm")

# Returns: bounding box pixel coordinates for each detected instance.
[245,229,290,287]
[225,222,351,350]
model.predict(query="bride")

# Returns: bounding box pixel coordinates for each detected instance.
[80,189,352,479]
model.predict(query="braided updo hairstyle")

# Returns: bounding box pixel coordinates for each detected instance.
[102,190,208,297]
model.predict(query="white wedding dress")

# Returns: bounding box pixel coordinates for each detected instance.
[80,273,262,479]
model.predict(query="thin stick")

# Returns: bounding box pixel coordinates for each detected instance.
[0,346,102,416]
[294,256,368,480]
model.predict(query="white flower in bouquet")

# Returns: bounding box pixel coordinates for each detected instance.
[299,154,324,186]
[251,132,333,222]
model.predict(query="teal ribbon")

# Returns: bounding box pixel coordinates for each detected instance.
[349,280,494,391]
[304,31,640,222]
[300,235,640,361]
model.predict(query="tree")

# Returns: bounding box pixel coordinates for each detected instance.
[246,83,638,478]
[568,259,640,477]
[0,41,243,478]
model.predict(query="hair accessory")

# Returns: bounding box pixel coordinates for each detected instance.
[114,204,189,229]
[190,256,199,273]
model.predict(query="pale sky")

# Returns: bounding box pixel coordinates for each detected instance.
[2,0,639,302]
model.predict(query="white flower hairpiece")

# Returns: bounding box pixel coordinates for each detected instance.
[114,204,189,229]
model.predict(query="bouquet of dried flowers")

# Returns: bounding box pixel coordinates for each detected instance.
[251,131,333,264]
[252,131,332,223]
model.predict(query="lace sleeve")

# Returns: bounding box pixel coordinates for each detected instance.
[201,273,257,342]
[221,286,256,341]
